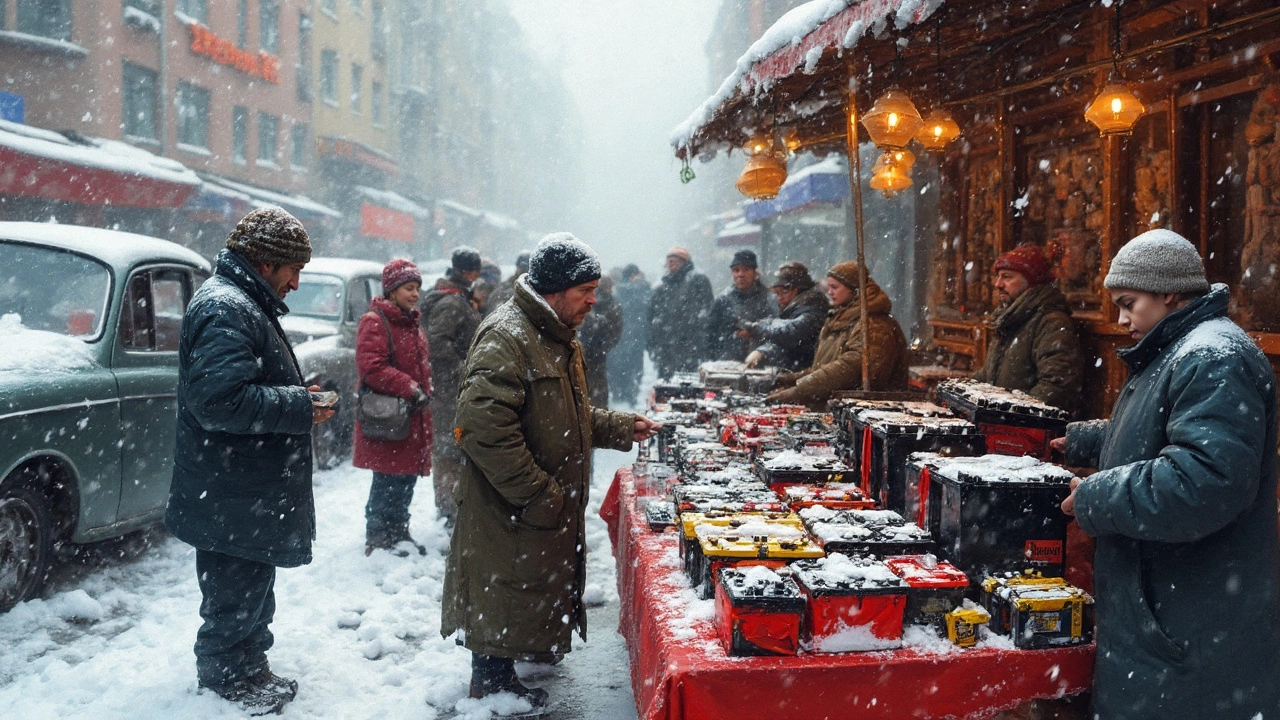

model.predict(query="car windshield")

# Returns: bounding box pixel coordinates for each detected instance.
[285,273,344,320]
[0,241,112,339]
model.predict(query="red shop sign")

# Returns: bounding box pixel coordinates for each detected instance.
[360,203,415,242]
[188,23,280,83]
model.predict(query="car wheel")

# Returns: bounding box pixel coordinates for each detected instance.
[0,485,53,612]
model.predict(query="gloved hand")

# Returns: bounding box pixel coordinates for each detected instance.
[774,371,798,388]
[411,386,430,407]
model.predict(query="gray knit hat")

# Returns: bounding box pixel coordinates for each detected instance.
[226,207,311,266]
[1104,229,1208,294]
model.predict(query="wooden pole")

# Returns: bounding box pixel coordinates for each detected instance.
[846,72,871,392]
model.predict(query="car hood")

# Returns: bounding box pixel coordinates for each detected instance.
[279,315,340,345]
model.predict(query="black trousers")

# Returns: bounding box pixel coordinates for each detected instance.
[194,549,276,687]
[365,471,418,535]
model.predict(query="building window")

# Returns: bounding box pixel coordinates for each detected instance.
[232,106,249,163]
[177,0,207,25]
[320,50,338,104]
[237,0,248,47]
[259,0,279,54]
[370,1,386,60]
[176,82,210,149]
[121,62,158,140]
[350,64,362,112]
[371,82,383,125]
[291,123,308,168]
[257,112,278,165]
[297,13,313,102]
[123,0,162,31]
[17,0,73,41]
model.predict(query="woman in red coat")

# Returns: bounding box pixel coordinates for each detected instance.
[354,259,433,556]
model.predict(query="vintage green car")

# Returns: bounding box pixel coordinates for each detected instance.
[0,222,210,611]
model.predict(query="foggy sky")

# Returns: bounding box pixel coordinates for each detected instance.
[507,0,720,276]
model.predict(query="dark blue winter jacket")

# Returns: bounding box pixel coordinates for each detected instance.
[165,249,316,567]
[1065,285,1280,719]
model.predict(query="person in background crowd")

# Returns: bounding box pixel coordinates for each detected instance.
[1056,229,1280,720]
[479,258,502,287]
[354,259,433,556]
[419,247,483,528]
[487,250,530,311]
[974,243,1083,415]
[647,247,713,378]
[609,264,650,406]
[579,274,624,407]
[706,249,775,362]
[743,261,827,371]
[469,279,493,316]
[442,233,659,712]
[166,208,333,715]
[767,261,908,408]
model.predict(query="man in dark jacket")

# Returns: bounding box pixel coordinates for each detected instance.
[1059,230,1280,720]
[743,261,827,371]
[578,274,623,407]
[706,249,775,361]
[609,264,650,406]
[419,247,483,526]
[974,244,1083,415]
[487,250,529,312]
[647,247,713,378]
[442,233,659,711]
[166,208,333,716]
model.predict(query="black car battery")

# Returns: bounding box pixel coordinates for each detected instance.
[935,379,1069,461]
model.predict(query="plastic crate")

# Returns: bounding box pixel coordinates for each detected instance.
[714,566,806,656]
[790,554,909,652]
[935,379,1069,460]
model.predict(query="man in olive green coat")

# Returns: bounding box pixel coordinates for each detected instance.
[441,233,658,711]
[974,244,1083,416]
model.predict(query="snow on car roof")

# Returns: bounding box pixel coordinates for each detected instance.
[301,257,387,279]
[0,221,209,271]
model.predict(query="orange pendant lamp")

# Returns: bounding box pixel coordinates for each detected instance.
[1085,1,1144,136]
[735,132,788,199]
[869,148,915,196]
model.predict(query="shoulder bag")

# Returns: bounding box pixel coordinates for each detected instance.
[357,310,413,441]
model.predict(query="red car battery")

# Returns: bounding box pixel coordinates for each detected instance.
[790,553,909,652]
[935,379,1069,460]
[715,566,806,656]
[884,554,970,628]
[799,507,936,558]
[847,409,983,515]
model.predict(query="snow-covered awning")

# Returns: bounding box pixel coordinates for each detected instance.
[183,179,255,224]
[203,175,342,224]
[355,186,428,242]
[0,118,200,208]
[715,217,762,247]
[743,156,849,223]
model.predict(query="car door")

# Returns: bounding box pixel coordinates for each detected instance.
[111,264,200,523]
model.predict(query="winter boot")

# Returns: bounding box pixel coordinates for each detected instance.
[247,667,298,702]
[198,677,292,716]
[469,653,550,709]
[364,527,425,557]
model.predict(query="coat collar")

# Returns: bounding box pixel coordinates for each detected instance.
[990,282,1068,336]
[370,295,420,324]
[514,275,577,346]
[663,260,694,284]
[1117,283,1230,372]
[215,249,291,319]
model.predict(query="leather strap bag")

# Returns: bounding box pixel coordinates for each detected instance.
[356,310,413,441]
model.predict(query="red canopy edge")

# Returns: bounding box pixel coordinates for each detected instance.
[0,145,198,209]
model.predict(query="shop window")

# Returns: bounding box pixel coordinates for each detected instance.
[297,13,313,102]
[320,50,338,104]
[372,82,383,125]
[122,61,158,140]
[291,123,309,169]
[260,0,279,54]
[371,1,386,60]
[350,64,363,112]
[176,82,210,149]
[232,106,249,164]
[258,112,278,166]
[123,0,161,29]
[177,0,207,25]
[17,0,72,41]
[237,0,248,47]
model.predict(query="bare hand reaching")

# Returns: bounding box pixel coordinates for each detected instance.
[309,384,336,425]
[633,415,661,442]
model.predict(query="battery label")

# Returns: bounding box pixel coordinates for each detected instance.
[1025,539,1064,564]
[1027,612,1060,633]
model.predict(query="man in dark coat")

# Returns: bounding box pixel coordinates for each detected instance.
[578,274,623,407]
[419,247,482,526]
[486,250,529,312]
[166,208,333,715]
[1059,230,1280,720]
[973,244,1083,415]
[743,261,828,371]
[706,249,775,361]
[647,247,713,378]
[608,264,650,406]
[442,233,659,711]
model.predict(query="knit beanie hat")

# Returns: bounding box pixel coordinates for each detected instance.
[993,244,1054,286]
[827,261,862,291]
[382,258,421,294]
[226,207,311,266]
[451,246,482,273]
[770,261,815,291]
[529,232,602,295]
[730,249,758,269]
[667,247,692,262]
[1104,229,1208,294]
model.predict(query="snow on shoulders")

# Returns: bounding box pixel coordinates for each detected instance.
[1173,316,1253,363]
[0,314,99,373]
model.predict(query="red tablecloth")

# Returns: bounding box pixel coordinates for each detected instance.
[601,466,1094,720]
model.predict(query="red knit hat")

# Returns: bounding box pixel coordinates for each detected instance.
[992,244,1057,286]
[382,258,422,294]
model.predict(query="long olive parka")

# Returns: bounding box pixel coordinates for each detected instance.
[441,276,637,662]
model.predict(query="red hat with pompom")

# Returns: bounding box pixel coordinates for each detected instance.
[382,258,422,294]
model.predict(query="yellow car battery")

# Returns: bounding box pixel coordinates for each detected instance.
[981,573,1094,648]
[692,521,824,600]
[945,603,992,648]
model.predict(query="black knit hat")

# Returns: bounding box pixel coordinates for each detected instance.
[451,246,482,273]
[528,232,602,295]
[730,249,758,269]
[226,207,311,266]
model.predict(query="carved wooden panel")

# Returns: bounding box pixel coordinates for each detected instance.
[1021,140,1105,312]
[962,154,1002,314]
[1239,81,1280,333]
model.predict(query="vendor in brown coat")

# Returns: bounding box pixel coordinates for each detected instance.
[767,261,909,408]
[441,233,659,711]
[973,244,1083,416]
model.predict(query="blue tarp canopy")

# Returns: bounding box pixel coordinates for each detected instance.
[743,156,847,223]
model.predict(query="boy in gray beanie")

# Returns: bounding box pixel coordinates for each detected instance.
[1055,229,1280,720]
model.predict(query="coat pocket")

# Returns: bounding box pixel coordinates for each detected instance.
[1134,556,1191,666]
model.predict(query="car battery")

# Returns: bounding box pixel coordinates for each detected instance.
[714,565,806,656]
[883,554,970,628]
[945,602,992,648]
[773,482,876,510]
[780,413,839,449]
[790,553,909,652]
[699,360,780,394]
[644,500,677,531]
[675,441,752,474]
[830,399,955,464]
[910,453,1074,579]
[848,409,983,515]
[693,521,824,599]
[678,510,804,583]
[799,506,935,558]
[756,449,851,485]
[981,574,1094,648]
[672,475,781,514]
[935,379,1069,460]
[653,372,712,403]
[649,408,699,462]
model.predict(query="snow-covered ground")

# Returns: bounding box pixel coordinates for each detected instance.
[0,448,641,720]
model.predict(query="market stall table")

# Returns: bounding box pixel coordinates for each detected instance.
[601,466,1094,720]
